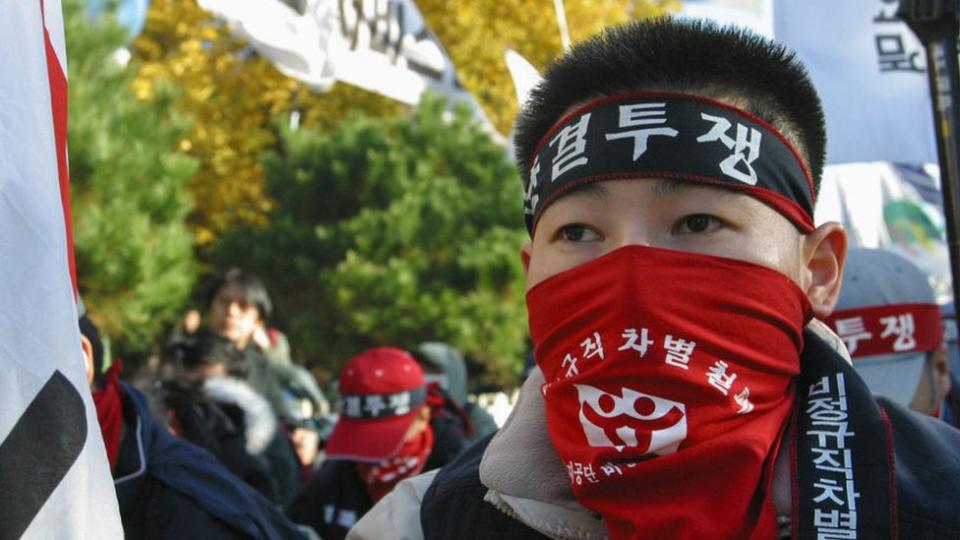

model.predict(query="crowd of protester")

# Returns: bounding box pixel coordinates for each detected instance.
[79,267,497,539]
[69,16,960,540]
[78,252,960,538]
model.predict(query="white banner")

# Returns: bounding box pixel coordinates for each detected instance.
[0,1,123,538]
[774,0,937,165]
[198,0,489,122]
[198,0,341,91]
[679,0,773,37]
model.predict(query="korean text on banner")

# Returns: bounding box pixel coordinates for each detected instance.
[774,0,937,165]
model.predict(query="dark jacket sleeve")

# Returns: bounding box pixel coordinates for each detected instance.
[424,414,469,472]
[287,460,372,540]
[287,463,332,537]
[118,383,307,540]
[880,398,960,538]
[122,479,254,540]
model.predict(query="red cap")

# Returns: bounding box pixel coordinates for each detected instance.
[325,347,427,462]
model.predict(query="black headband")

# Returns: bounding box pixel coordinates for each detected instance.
[523,92,816,235]
[340,385,427,420]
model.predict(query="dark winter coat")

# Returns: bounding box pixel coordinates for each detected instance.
[113,383,305,540]
[417,328,960,540]
[288,413,469,540]
[162,380,277,502]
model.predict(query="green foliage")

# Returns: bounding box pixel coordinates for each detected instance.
[66,0,198,351]
[213,97,529,384]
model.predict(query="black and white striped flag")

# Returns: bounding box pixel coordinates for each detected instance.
[0,1,123,538]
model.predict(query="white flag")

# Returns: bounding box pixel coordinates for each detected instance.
[0,1,123,538]
[774,0,937,165]
[816,162,951,301]
[504,49,541,108]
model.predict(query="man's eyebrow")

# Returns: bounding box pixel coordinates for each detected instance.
[652,178,738,199]
[652,178,689,196]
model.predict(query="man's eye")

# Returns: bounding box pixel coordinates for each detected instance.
[559,224,601,242]
[676,214,720,234]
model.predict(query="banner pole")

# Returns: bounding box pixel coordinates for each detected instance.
[899,0,960,309]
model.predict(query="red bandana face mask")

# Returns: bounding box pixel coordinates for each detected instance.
[93,361,124,470]
[527,246,812,539]
[356,419,434,502]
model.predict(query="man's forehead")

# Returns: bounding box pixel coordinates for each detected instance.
[215,283,251,301]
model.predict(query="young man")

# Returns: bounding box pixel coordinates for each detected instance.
[204,268,327,503]
[349,18,960,539]
[824,249,951,417]
[288,347,467,540]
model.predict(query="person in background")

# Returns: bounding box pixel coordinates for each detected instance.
[163,334,292,504]
[413,342,498,444]
[79,306,305,539]
[942,302,959,375]
[937,303,960,427]
[824,248,951,417]
[205,268,327,501]
[181,307,203,336]
[288,347,467,540]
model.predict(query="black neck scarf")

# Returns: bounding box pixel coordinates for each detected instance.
[792,330,894,538]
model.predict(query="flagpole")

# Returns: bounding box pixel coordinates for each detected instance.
[554,0,571,50]
[899,0,960,309]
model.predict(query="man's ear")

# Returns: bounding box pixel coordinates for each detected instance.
[520,241,532,275]
[802,221,848,319]
[81,335,95,385]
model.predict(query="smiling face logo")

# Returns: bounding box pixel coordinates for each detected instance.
[574,384,687,455]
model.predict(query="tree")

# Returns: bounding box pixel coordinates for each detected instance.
[132,0,404,244]
[213,97,529,384]
[66,0,198,352]
[418,0,678,134]
[131,0,676,243]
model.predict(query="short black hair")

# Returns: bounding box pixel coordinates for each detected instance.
[514,18,826,198]
[205,268,273,320]
[167,333,240,371]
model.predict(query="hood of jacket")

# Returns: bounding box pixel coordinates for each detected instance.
[417,342,469,406]
[204,376,277,455]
